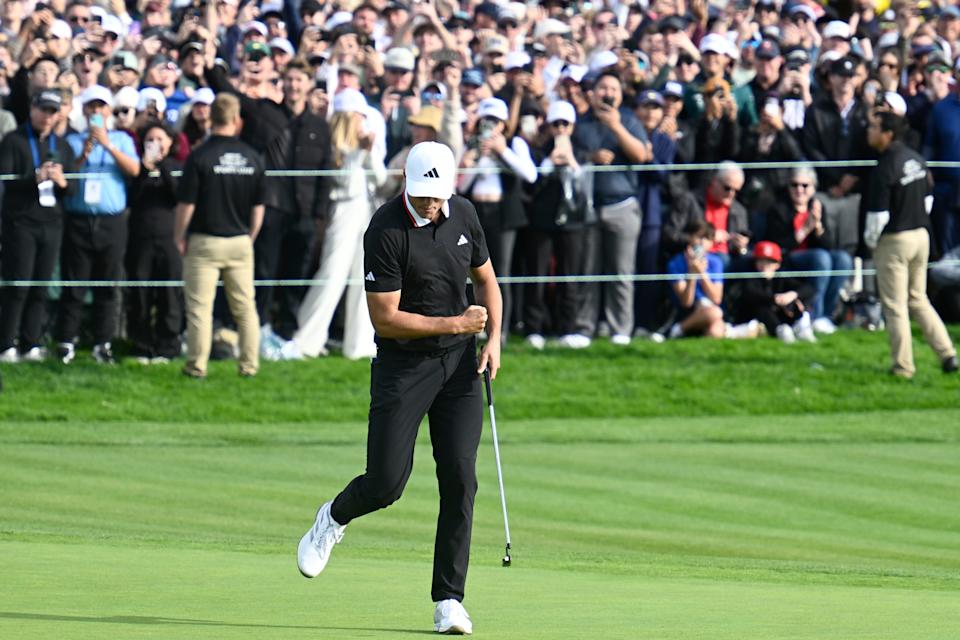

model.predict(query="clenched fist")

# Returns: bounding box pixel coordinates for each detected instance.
[458,305,488,334]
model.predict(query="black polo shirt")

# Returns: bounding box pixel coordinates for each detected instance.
[866,141,931,235]
[364,194,490,353]
[177,134,265,237]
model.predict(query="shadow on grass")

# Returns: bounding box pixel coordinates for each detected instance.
[0,611,435,635]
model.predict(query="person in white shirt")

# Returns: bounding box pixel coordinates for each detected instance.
[294,89,386,359]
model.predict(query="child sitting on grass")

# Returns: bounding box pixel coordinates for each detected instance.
[732,241,817,343]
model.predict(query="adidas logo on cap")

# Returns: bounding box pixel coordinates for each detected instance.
[423,167,440,178]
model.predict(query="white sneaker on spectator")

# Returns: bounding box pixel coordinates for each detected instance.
[434,599,473,635]
[297,500,346,578]
[793,312,817,343]
[22,347,48,362]
[812,317,837,334]
[150,356,171,365]
[650,332,666,343]
[776,324,796,344]
[0,347,19,363]
[611,334,631,346]
[525,334,546,350]
[557,334,590,349]
[667,323,684,339]
[279,339,304,360]
[57,342,75,364]
[725,320,760,339]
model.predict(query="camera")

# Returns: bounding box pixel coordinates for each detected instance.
[478,118,496,140]
[691,244,706,260]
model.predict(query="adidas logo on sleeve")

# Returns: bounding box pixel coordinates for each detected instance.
[365,271,376,282]
[423,167,440,178]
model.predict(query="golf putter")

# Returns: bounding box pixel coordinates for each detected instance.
[483,368,512,567]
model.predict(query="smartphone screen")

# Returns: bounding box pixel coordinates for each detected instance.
[90,114,104,128]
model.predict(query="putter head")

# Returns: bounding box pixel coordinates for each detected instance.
[502,555,511,567]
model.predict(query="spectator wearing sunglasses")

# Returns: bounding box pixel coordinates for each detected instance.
[763,165,852,333]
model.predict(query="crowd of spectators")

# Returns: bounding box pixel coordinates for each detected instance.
[2,0,960,365]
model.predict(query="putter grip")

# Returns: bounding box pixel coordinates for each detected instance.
[483,368,494,405]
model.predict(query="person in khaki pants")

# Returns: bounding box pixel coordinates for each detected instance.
[864,110,958,378]
[174,93,265,378]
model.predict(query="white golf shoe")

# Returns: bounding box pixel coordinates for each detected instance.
[297,501,345,578]
[434,599,472,635]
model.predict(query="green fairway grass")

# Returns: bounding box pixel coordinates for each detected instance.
[2,411,959,639]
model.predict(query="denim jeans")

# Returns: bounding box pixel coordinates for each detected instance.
[786,248,853,319]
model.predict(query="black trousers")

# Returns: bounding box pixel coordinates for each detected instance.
[125,232,184,358]
[254,207,316,338]
[522,227,585,336]
[331,340,483,602]
[0,216,62,351]
[56,214,127,345]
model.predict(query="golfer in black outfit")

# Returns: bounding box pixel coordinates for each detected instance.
[297,142,502,636]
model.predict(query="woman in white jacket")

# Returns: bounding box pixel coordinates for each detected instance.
[295,89,386,359]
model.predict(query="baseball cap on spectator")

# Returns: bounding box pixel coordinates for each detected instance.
[546,100,576,124]
[527,42,548,58]
[881,91,907,116]
[241,21,269,38]
[700,33,733,57]
[476,2,500,20]
[788,4,816,22]
[817,49,844,69]
[333,88,368,113]
[497,7,520,27]
[534,18,571,40]
[658,14,687,33]
[338,61,363,77]
[270,38,295,57]
[822,21,851,41]
[942,6,960,20]
[445,10,471,29]
[33,89,63,110]
[190,87,215,107]
[926,51,951,72]
[636,89,664,107]
[560,64,588,84]
[80,85,113,107]
[876,31,900,50]
[90,5,107,20]
[756,0,778,10]
[244,41,272,59]
[102,14,125,39]
[421,82,447,102]
[911,43,937,59]
[762,25,781,41]
[261,0,284,15]
[325,11,354,31]
[505,51,532,72]
[753,241,782,263]
[180,41,205,57]
[408,105,442,132]
[462,68,485,86]
[829,56,857,77]
[384,47,415,71]
[477,97,509,121]
[112,86,139,111]
[756,40,781,59]
[48,19,73,41]
[485,35,509,55]
[111,50,140,72]
[148,54,176,70]
[300,0,323,15]
[663,81,684,99]
[588,50,619,72]
[137,87,167,112]
[784,48,810,70]
[405,141,455,200]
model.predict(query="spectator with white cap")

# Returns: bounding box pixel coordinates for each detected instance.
[496,50,540,139]
[99,14,126,57]
[269,37,295,72]
[523,99,590,349]
[295,88,385,360]
[45,20,74,61]
[180,87,215,150]
[377,47,417,162]
[56,84,140,365]
[681,32,758,130]
[459,96,537,343]
[111,85,139,136]
[821,21,853,57]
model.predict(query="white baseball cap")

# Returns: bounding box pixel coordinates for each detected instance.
[882,91,907,116]
[384,47,416,71]
[534,18,571,40]
[505,51,532,71]
[477,97,509,121]
[822,20,851,40]
[241,20,269,37]
[588,50,619,72]
[191,87,215,106]
[333,88,368,113]
[137,87,167,113]
[405,141,455,200]
[102,14,125,38]
[700,33,730,56]
[113,86,140,110]
[48,19,73,40]
[546,100,576,124]
[80,85,114,107]
[269,37,295,56]
[325,11,354,31]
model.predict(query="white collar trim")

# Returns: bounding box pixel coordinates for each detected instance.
[403,191,450,227]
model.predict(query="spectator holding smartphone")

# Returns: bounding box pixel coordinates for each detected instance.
[665,220,726,340]
[126,122,184,363]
